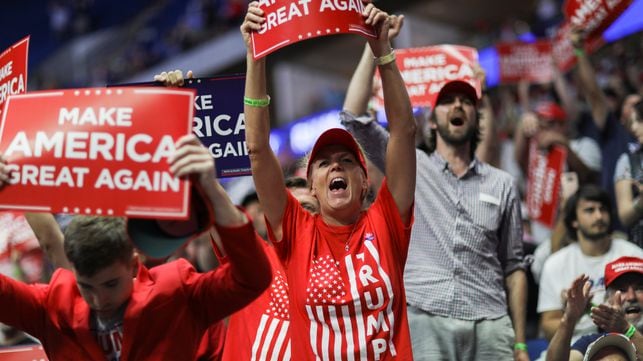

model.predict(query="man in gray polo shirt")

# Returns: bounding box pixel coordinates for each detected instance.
[341,34,527,361]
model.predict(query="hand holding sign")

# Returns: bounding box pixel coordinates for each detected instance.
[242,2,265,54]
[0,153,8,189]
[363,3,392,57]
[154,69,194,86]
[564,0,633,40]
[387,14,404,39]
[169,134,216,190]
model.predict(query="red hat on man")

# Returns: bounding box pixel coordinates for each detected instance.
[604,256,643,287]
[306,128,368,180]
[535,101,567,122]
[429,80,479,109]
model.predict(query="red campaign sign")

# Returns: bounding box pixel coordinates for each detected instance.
[526,140,568,228]
[250,0,376,59]
[497,40,553,84]
[0,36,29,117]
[374,45,481,109]
[0,345,48,360]
[564,0,633,39]
[552,23,605,73]
[552,24,578,72]
[0,87,196,219]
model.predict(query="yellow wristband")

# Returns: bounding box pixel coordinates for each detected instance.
[243,95,271,107]
[375,50,396,66]
[514,342,528,351]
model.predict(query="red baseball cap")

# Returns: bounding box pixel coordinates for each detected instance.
[429,80,479,108]
[535,101,567,122]
[306,128,368,180]
[604,256,643,287]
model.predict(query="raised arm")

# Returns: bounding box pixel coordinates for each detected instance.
[365,6,416,222]
[514,112,539,177]
[240,2,288,240]
[0,154,71,270]
[169,135,271,299]
[343,15,404,116]
[474,65,499,166]
[24,213,71,270]
[551,60,579,125]
[571,31,608,130]
[0,155,51,337]
[342,15,404,173]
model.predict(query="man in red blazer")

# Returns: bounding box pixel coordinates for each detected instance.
[0,135,271,360]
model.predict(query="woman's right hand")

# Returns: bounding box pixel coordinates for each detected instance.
[240,2,265,53]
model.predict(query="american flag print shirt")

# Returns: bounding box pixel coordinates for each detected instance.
[250,268,291,360]
[271,180,414,361]
[304,238,400,361]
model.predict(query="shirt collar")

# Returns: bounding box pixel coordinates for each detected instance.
[430,152,481,177]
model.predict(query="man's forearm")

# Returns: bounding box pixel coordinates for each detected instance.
[545,316,575,361]
[506,269,528,344]
[24,213,70,270]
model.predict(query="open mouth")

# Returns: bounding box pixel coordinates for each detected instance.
[329,177,347,192]
[450,116,464,126]
[625,305,641,315]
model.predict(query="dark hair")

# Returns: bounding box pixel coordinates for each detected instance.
[426,108,481,158]
[563,185,612,240]
[64,216,134,277]
[285,176,308,190]
[241,191,259,207]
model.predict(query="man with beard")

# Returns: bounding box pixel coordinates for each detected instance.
[342,37,528,360]
[538,185,643,344]
[545,257,643,361]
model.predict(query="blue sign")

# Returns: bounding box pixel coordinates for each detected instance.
[184,75,250,178]
[115,75,250,178]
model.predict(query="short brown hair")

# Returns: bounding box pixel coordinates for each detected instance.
[64,216,134,277]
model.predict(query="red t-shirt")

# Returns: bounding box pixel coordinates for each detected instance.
[221,241,291,361]
[268,179,414,360]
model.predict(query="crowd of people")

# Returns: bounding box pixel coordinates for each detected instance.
[0,0,642,360]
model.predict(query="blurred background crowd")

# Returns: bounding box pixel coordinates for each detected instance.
[0,0,642,358]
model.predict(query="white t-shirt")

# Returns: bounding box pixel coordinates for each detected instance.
[531,238,552,284]
[570,137,602,172]
[537,239,643,341]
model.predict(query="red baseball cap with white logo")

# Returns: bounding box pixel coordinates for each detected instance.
[604,256,643,287]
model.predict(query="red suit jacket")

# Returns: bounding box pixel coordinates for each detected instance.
[0,221,271,360]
